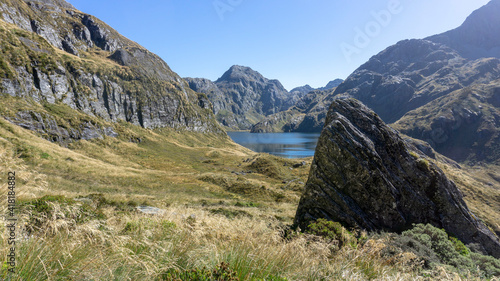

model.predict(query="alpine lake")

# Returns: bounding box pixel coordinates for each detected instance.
[227,132,321,159]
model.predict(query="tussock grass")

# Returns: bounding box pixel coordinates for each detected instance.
[4,196,495,280]
[0,198,424,281]
[0,111,499,280]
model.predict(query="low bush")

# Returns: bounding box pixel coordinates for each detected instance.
[306,218,357,248]
[385,223,500,278]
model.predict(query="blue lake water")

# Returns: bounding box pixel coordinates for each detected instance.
[227,132,321,159]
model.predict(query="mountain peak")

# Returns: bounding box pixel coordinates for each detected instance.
[216,65,265,83]
[427,0,500,59]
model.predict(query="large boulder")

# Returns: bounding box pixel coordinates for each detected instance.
[294,98,500,258]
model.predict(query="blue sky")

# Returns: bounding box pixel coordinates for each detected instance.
[67,0,490,90]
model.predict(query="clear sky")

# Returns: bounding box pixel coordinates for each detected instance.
[67,0,490,91]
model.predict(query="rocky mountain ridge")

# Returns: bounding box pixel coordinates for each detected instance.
[289,78,343,98]
[426,0,500,60]
[186,65,343,131]
[0,0,223,143]
[334,39,500,124]
[185,65,293,130]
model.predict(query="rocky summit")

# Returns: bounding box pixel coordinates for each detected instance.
[294,98,500,258]
[186,65,295,130]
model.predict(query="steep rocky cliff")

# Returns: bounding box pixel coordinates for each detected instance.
[0,0,222,142]
[186,65,297,130]
[294,98,500,258]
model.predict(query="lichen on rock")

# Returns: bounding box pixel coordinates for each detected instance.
[294,98,500,258]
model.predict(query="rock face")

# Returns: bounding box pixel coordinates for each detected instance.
[5,111,117,143]
[0,0,223,140]
[294,98,500,258]
[251,84,343,133]
[186,66,296,130]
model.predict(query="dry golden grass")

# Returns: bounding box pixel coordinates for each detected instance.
[0,114,499,280]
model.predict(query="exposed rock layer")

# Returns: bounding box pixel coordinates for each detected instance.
[0,0,222,140]
[295,98,500,258]
[186,66,295,130]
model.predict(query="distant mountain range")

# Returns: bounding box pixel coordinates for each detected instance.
[185,67,342,130]
[1,0,498,166]
[332,0,500,164]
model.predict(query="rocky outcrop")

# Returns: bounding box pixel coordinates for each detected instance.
[6,111,117,143]
[0,0,223,137]
[294,98,500,258]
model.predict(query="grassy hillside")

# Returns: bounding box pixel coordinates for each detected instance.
[0,1,498,279]
[0,99,499,280]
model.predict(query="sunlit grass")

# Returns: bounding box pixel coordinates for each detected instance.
[0,113,499,280]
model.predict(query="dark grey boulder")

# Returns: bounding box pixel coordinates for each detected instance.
[294,98,500,258]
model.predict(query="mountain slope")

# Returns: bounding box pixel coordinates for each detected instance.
[0,0,222,138]
[393,79,500,164]
[186,65,298,130]
[334,40,500,124]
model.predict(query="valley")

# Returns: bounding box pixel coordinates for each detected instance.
[0,0,499,280]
